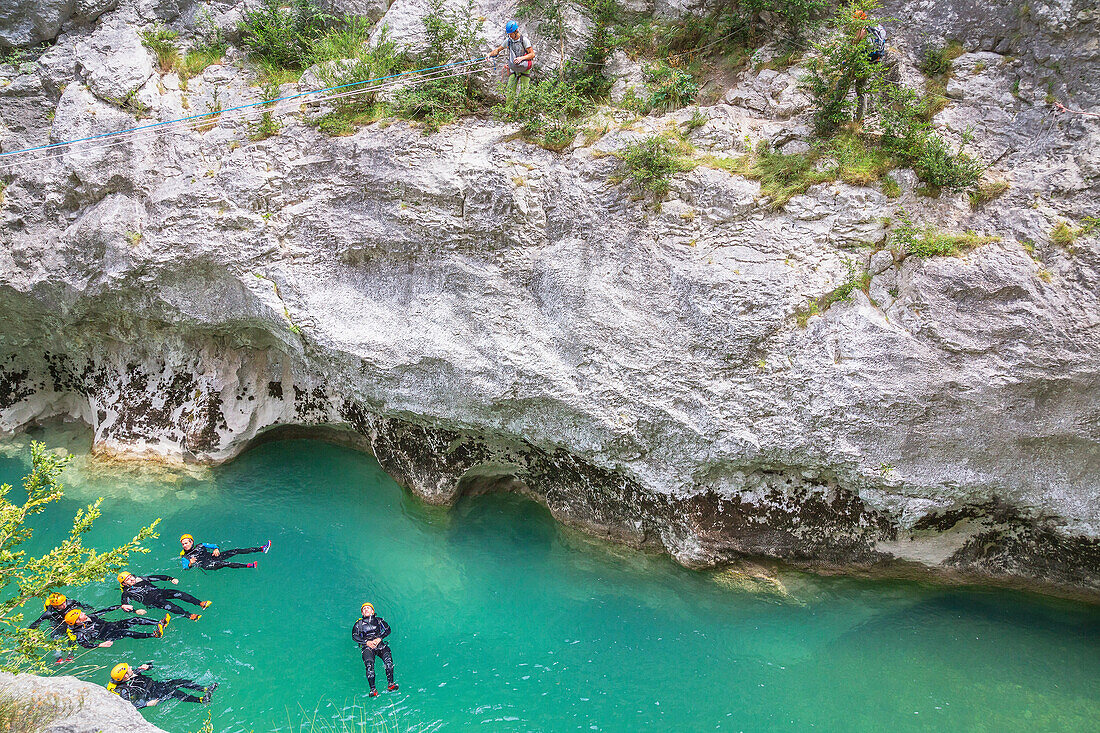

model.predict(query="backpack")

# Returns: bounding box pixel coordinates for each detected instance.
[867,25,887,62]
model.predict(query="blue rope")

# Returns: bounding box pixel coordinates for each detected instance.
[0,58,484,158]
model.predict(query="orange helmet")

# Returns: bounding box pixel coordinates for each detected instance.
[180,534,193,543]
[64,608,84,626]
[117,571,133,586]
[110,663,131,681]
[361,603,375,614]
[45,593,67,609]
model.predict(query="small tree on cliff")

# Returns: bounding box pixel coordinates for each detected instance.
[0,442,159,673]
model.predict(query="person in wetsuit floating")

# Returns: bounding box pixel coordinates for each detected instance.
[352,603,398,697]
[118,572,211,620]
[64,606,168,648]
[108,662,216,708]
[29,593,86,663]
[30,593,88,638]
[179,534,270,570]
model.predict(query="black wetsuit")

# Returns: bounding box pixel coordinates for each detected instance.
[66,606,162,648]
[181,542,264,570]
[121,576,204,615]
[29,600,88,638]
[352,616,395,690]
[112,671,211,707]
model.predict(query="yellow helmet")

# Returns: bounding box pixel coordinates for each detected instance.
[110,663,131,681]
[361,602,375,614]
[180,534,193,543]
[117,571,133,586]
[64,608,84,626]
[45,593,66,609]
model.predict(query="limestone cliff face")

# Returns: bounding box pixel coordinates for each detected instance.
[1,0,1098,595]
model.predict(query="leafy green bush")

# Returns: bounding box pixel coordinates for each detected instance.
[919,41,964,78]
[495,75,589,150]
[616,133,694,195]
[891,210,999,257]
[393,0,483,130]
[911,132,983,189]
[141,24,180,72]
[800,0,886,135]
[0,443,159,672]
[239,0,331,70]
[568,0,620,99]
[644,61,699,111]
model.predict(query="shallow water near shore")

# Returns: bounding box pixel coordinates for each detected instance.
[5,429,1100,732]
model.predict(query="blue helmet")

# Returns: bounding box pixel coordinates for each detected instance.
[506,20,518,34]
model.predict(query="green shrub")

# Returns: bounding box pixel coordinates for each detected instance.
[891,210,999,257]
[919,41,964,78]
[239,0,330,70]
[568,0,619,99]
[1050,221,1079,247]
[394,0,482,130]
[616,133,694,195]
[644,61,699,111]
[968,180,1009,209]
[800,0,886,135]
[910,132,983,189]
[141,24,181,72]
[495,75,588,150]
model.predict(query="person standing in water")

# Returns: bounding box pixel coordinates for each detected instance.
[179,534,270,570]
[118,571,211,620]
[486,20,535,105]
[107,662,216,708]
[352,603,398,697]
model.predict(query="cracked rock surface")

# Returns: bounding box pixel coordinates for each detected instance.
[0,0,1099,598]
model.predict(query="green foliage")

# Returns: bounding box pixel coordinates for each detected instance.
[567,0,620,99]
[891,210,999,257]
[968,180,1010,209]
[251,81,283,141]
[919,41,964,78]
[393,0,483,131]
[309,24,405,134]
[1050,220,1080,248]
[615,133,694,195]
[239,0,331,70]
[644,61,700,111]
[800,0,886,136]
[182,44,227,77]
[795,259,870,327]
[801,9,984,195]
[684,107,708,132]
[495,75,588,151]
[0,442,159,673]
[141,24,181,72]
[881,175,900,198]
[0,691,71,733]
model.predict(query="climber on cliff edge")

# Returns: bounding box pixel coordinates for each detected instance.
[487,20,535,105]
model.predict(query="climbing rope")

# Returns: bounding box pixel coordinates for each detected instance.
[5,62,483,169]
[1054,101,1100,119]
[0,58,486,168]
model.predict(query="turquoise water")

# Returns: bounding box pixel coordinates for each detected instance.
[5,432,1100,732]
